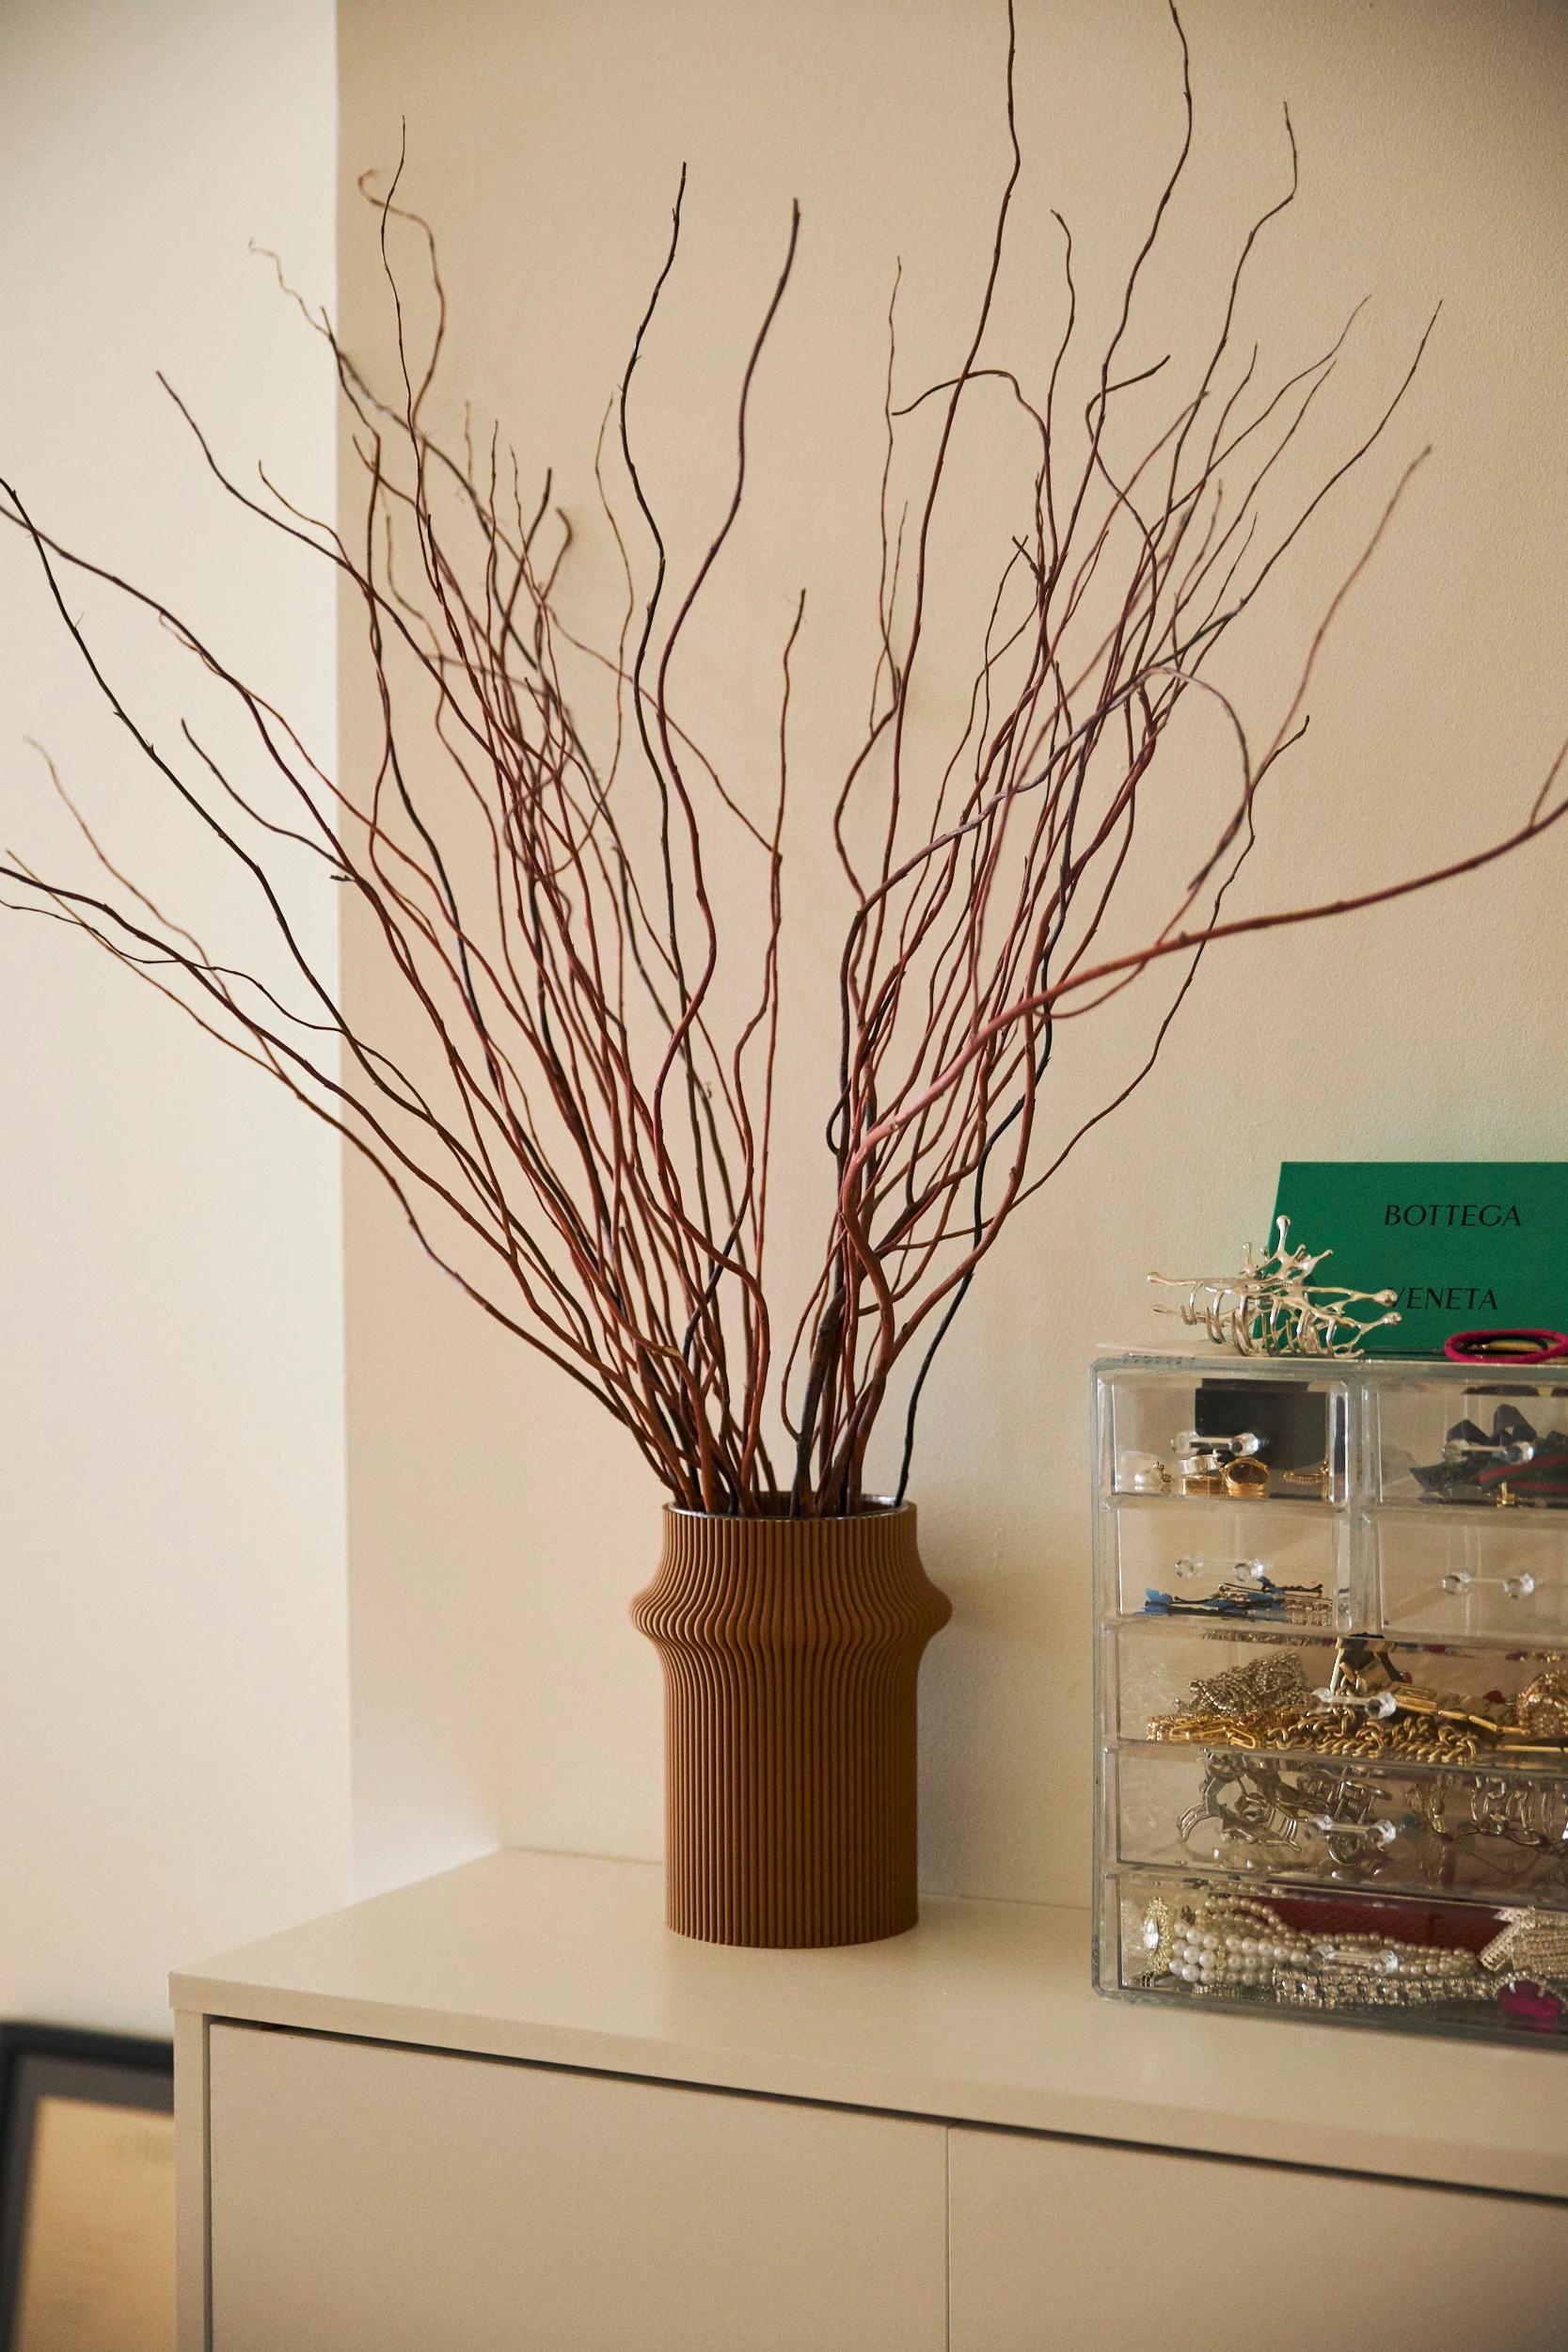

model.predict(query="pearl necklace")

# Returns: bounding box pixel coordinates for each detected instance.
[1142,1891,1484,2009]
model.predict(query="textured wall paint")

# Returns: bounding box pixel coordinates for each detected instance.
[338,0,1568,1905]
[0,0,345,2030]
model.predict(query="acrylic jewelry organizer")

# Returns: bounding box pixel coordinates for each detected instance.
[1093,1353,1568,2043]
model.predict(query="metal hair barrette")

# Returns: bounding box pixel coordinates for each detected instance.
[1148,1216,1399,1358]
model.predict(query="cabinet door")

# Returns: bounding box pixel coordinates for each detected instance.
[206,2024,945,2352]
[949,2125,1568,2352]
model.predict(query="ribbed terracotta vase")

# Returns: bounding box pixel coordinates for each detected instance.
[631,1501,951,1948]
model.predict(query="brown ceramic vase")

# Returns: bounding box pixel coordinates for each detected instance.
[631,1500,951,1948]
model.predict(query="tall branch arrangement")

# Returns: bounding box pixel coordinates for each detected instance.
[4,7,1563,1516]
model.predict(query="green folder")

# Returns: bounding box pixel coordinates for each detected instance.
[1270,1162,1568,1358]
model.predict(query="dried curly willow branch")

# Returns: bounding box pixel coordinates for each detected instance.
[2,3,1563,1515]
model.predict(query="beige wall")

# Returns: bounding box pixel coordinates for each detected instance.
[0,0,346,2030]
[338,0,1568,1904]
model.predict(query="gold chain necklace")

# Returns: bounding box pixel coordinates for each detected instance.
[1148,1643,1568,1767]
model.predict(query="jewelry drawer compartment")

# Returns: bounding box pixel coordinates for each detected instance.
[1096,1364,1349,1507]
[1101,1498,1347,1624]
[1105,1621,1566,1746]
[1370,1373,1568,1507]
[1372,1506,1568,1639]
[1099,1867,1568,2042]
[1110,1740,1568,1907]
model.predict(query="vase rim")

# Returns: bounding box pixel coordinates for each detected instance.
[661,1494,911,1522]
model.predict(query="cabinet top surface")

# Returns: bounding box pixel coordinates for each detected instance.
[173,1849,1568,2200]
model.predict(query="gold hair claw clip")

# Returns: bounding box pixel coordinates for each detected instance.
[1149,1216,1399,1358]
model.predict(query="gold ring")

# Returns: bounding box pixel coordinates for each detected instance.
[1224,1458,1270,1501]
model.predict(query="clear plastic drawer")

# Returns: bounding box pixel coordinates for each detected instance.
[1106,1620,1567,1746]
[1099,1868,1568,2042]
[1370,1375,1568,1508]
[1096,1365,1350,1507]
[1111,1740,1568,1906]
[1372,1506,1568,1639]
[1099,1497,1346,1624]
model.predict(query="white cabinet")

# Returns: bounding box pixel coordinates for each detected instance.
[172,1853,1568,2352]
[948,2125,1568,2352]
[205,2023,946,2352]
